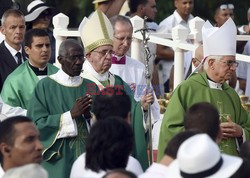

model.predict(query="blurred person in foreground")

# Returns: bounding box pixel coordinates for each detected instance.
[2,163,48,178]
[166,134,243,178]
[70,118,134,178]
[0,116,43,177]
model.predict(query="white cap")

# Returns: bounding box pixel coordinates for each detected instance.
[166,134,242,178]
[202,18,237,58]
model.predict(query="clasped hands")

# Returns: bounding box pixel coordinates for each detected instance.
[220,115,243,139]
[70,94,92,119]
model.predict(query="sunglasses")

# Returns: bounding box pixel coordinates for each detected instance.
[220,4,234,10]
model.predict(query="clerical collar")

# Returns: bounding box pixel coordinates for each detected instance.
[28,62,47,76]
[206,75,222,90]
[50,69,82,86]
[112,54,125,61]
[82,59,109,81]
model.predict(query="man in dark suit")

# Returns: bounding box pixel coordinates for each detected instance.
[0,9,26,91]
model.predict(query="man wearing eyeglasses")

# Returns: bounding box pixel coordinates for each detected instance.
[158,18,250,161]
[79,10,152,170]
[1,28,58,116]
[109,15,160,126]
[27,39,98,178]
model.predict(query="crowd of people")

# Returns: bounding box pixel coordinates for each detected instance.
[0,0,250,178]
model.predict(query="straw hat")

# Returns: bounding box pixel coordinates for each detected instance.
[78,10,113,54]
[166,134,242,178]
[25,0,54,22]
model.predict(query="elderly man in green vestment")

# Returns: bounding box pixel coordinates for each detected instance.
[78,10,154,170]
[27,39,98,178]
[158,18,250,160]
[1,29,58,116]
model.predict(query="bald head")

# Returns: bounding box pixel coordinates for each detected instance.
[192,45,203,68]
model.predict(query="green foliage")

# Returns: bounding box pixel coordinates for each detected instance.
[156,0,250,26]
[11,0,250,27]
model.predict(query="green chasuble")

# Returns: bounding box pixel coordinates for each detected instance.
[82,70,149,170]
[158,72,250,160]
[27,75,98,178]
[1,60,58,109]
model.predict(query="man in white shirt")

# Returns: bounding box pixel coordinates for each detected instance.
[128,0,160,95]
[156,0,194,92]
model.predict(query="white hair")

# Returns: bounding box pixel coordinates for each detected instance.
[2,164,48,178]
[203,55,223,70]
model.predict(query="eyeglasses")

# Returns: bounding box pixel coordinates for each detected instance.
[220,4,234,10]
[62,55,85,62]
[92,49,114,57]
[219,60,238,68]
[114,36,133,43]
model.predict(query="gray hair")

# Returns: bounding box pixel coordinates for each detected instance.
[58,39,83,57]
[203,56,223,70]
[1,9,24,26]
[109,15,132,29]
[2,164,48,178]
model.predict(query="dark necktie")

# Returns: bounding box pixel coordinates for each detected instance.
[112,56,126,64]
[16,52,22,65]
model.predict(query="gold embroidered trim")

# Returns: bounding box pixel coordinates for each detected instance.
[97,10,109,39]
[85,39,113,53]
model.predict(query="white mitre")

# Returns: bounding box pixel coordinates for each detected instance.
[78,10,113,54]
[202,17,237,58]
